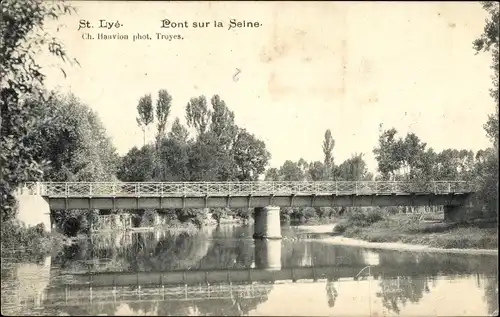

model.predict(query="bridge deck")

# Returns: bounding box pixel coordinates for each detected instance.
[26,181,473,197]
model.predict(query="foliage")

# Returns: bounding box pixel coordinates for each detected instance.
[136,94,154,146]
[334,207,385,233]
[155,89,172,140]
[25,93,119,182]
[322,129,335,179]
[185,96,211,136]
[336,153,372,181]
[169,117,190,142]
[0,219,67,257]
[117,145,155,181]
[473,1,499,219]
[373,128,428,181]
[1,0,75,222]
[232,129,271,180]
[372,125,498,217]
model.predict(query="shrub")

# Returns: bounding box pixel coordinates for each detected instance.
[345,207,385,227]
[0,220,65,257]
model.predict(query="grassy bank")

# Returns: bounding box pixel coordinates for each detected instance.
[334,210,498,250]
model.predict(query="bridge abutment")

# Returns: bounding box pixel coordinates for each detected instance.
[253,206,281,239]
[15,186,51,232]
[444,195,475,223]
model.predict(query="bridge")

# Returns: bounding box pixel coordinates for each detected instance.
[21,181,475,239]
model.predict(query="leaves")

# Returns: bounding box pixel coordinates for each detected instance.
[155,89,172,140]
[1,0,76,220]
[322,129,335,178]
[232,129,270,181]
[136,94,154,145]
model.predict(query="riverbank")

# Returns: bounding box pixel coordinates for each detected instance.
[294,218,498,255]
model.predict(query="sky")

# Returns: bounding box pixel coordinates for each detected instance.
[40,1,496,173]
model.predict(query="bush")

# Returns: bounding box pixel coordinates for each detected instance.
[345,207,385,227]
[0,220,65,257]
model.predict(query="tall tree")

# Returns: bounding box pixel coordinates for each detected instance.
[155,89,172,141]
[322,129,335,179]
[210,95,237,151]
[153,90,172,179]
[1,0,76,221]
[136,94,154,146]
[185,96,211,136]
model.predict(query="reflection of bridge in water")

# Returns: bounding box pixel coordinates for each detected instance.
[53,263,475,289]
[37,283,276,308]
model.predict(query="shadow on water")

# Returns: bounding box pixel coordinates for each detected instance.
[1,224,498,316]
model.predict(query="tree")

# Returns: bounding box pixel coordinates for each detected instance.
[279,160,305,181]
[210,95,237,150]
[153,90,172,179]
[336,153,369,181]
[264,168,280,181]
[117,145,155,181]
[28,93,119,182]
[136,94,154,146]
[157,137,190,181]
[308,161,326,181]
[185,96,211,136]
[473,1,499,148]
[473,1,499,218]
[401,133,427,180]
[168,117,189,143]
[187,133,222,181]
[373,127,401,180]
[1,0,76,221]
[155,89,172,141]
[232,129,270,181]
[322,129,335,179]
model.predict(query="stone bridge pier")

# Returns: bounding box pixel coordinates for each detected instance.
[253,206,281,240]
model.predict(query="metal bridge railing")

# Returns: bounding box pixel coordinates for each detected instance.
[21,181,473,197]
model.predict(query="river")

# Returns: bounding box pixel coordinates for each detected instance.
[1,224,498,316]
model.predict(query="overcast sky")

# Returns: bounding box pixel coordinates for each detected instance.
[40,1,495,173]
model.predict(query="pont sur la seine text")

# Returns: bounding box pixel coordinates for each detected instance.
[160,18,261,30]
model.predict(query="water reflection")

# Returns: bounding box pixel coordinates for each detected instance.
[1,224,498,316]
